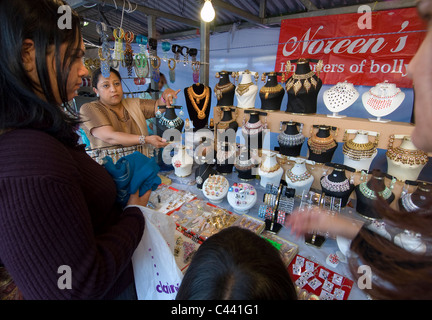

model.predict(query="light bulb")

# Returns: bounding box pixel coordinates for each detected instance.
[200,0,215,22]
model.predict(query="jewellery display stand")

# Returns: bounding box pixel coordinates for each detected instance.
[307,125,338,163]
[202,174,229,204]
[285,58,322,114]
[242,110,266,151]
[156,106,184,171]
[171,144,193,178]
[235,70,259,109]
[354,169,395,220]
[259,72,285,111]
[285,157,315,196]
[362,81,405,123]
[214,71,235,107]
[386,135,428,182]
[234,147,259,181]
[323,81,359,118]
[215,140,236,175]
[278,121,305,157]
[184,83,212,131]
[194,156,217,189]
[227,182,257,214]
[342,130,378,172]
[258,151,284,187]
[215,106,238,134]
[320,163,355,207]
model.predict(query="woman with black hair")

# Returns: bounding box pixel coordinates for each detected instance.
[80,68,180,151]
[176,227,297,300]
[0,0,151,299]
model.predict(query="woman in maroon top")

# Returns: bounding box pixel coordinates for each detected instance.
[0,0,149,299]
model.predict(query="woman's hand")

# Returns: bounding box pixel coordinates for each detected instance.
[145,135,169,148]
[160,88,181,106]
[127,189,152,207]
[284,207,363,240]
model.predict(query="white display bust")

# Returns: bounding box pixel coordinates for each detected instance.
[285,158,314,196]
[323,81,359,118]
[343,131,377,171]
[172,145,193,177]
[362,81,405,122]
[258,151,284,187]
[235,70,259,109]
[387,135,428,181]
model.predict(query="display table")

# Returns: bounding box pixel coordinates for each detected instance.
[156,167,371,300]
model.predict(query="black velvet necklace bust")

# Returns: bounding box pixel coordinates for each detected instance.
[278,121,305,157]
[355,170,395,220]
[285,59,322,114]
[214,71,235,107]
[307,126,337,163]
[259,72,285,111]
[242,111,264,151]
[399,182,432,212]
[215,140,236,175]
[320,164,355,207]
[235,149,257,181]
[184,83,212,131]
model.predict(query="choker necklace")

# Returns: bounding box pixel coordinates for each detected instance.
[187,86,210,120]
[343,139,377,160]
[236,82,254,96]
[214,82,235,100]
[286,169,312,182]
[386,135,428,166]
[242,120,264,136]
[400,193,421,212]
[260,84,283,99]
[216,144,237,163]
[278,131,305,147]
[321,175,351,193]
[359,182,392,200]
[260,161,280,173]
[158,115,183,129]
[216,118,237,130]
[286,71,318,95]
[307,135,336,154]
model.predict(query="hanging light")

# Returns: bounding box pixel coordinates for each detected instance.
[200,0,215,22]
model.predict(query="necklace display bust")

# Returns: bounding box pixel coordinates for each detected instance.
[214,71,235,107]
[215,140,236,175]
[258,151,284,187]
[362,81,405,123]
[354,170,395,220]
[259,72,285,111]
[185,83,212,131]
[285,58,322,114]
[278,121,305,157]
[386,135,428,182]
[235,147,259,181]
[342,130,378,172]
[320,163,355,207]
[235,70,259,109]
[242,110,266,151]
[285,157,314,196]
[307,125,337,163]
[323,81,359,118]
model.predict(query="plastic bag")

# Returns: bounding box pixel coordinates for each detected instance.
[132,206,183,300]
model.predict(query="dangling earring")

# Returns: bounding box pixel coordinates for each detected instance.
[261,73,266,82]
[156,106,162,118]
[179,106,184,117]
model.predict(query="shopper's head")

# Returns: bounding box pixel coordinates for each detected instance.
[0,0,88,144]
[92,67,124,107]
[176,226,297,300]
[408,0,432,152]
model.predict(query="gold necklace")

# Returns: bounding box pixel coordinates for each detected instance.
[286,71,318,95]
[187,86,210,120]
[236,82,254,96]
[259,84,283,99]
[214,82,235,100]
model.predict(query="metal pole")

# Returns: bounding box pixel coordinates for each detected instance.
[200,20,210,86]
[147,15,158,99]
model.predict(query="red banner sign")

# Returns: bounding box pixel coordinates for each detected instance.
[275,7,427,87]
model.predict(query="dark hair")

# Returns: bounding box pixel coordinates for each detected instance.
[176,226,297,300]
[91,67,122,89]
[349,197,432,300]
[0,0,82,146]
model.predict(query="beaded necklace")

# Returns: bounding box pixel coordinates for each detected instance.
[358,182,392,200]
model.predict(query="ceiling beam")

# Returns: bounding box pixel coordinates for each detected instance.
[212,0,263,25]
[264,0,417,24]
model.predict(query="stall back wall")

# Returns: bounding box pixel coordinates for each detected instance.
[88,25,430,182]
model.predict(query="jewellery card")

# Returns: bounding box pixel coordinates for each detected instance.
[288,255,354,300]
[147,184,197,214]
[261,231,299,267]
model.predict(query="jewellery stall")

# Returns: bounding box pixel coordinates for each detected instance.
[76,2,430,302]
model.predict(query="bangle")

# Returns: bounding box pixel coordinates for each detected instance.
[139,135,146,145]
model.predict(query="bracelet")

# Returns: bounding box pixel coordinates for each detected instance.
[139,135,146,145]
[160,95,166,104]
